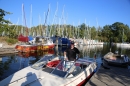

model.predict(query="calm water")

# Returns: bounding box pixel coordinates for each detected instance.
[0,44,130,81]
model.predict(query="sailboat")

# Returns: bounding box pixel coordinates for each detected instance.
[15,4,55,52]
[40,4,55,50]
[15,4,38,52]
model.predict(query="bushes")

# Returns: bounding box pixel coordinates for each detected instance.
[0,37,18,45]
[6,38,18,45]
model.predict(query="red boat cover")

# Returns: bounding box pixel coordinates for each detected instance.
[18,34,29,42]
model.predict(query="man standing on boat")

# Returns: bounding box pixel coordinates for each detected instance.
[64,41,80,62]
[63,41,80,70]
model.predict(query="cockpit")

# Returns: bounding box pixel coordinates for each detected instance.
[31,55,93,78]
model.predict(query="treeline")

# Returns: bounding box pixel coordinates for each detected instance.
[0,8,130,43]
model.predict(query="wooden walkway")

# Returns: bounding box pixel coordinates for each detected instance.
[0,48,17,56]
[86,64,130,86]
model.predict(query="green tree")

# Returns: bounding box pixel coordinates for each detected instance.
[0,8,12,36]
[110,22,129,42]
[91,26,96,40]
[102,25,112,42]
[0,8,11,24]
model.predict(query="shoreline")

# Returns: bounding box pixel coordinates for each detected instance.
[0,43,17,55]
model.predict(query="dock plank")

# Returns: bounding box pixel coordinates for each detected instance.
[0,48,17,56]
[86,65,130,86]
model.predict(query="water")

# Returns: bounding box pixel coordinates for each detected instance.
[0,44,130,81]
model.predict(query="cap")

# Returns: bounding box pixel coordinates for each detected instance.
[71,41,74,44]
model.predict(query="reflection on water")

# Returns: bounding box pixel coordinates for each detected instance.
[0,44,130,81]
[77,45,103,58]
[0,55,38,81]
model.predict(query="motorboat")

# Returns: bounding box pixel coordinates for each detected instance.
[0,54,97,86]
[41,37,55,50]
[15,44,38,52]
[15,36,41,52]
[103,52,130,67]
[15,36,55,52]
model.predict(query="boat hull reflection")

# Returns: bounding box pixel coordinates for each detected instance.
[18,49,55,58]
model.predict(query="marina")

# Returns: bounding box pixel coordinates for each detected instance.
[0,44,130,86]
[0,1,130,85]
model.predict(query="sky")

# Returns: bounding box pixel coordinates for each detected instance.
[0,0,130,28]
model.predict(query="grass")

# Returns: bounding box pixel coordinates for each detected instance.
[0,37,18,45]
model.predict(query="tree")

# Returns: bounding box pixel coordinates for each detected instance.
[110,22,129,42]
[91,26,96,39]
[102,25,112,42]
[0,8,11,24]
[0,9,12,36]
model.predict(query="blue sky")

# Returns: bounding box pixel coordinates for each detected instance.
[0,0,130,28]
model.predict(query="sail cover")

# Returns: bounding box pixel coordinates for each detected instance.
[18,34,29,42]
[28,36,33,41]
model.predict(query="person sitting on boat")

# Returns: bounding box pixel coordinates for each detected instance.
[64,41,80,69]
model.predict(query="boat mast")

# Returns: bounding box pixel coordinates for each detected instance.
[21,4,23,35]
[78,20,80,39]
[43,4,50,37]
[51,2,58,37]
[61,5,65,38]
[22,4,28,36]
[30,4,32,36]
[122,29,124,43]
[64,14,67,38]
[96,18,98,40]
[47,4,50,37]
[14,18,19,35]
[73,22,74,38]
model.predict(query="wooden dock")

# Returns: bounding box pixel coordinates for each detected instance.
[86,64,130,86]
[0,48,17,56]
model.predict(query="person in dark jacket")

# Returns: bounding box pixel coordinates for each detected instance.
[64,41,80,61]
